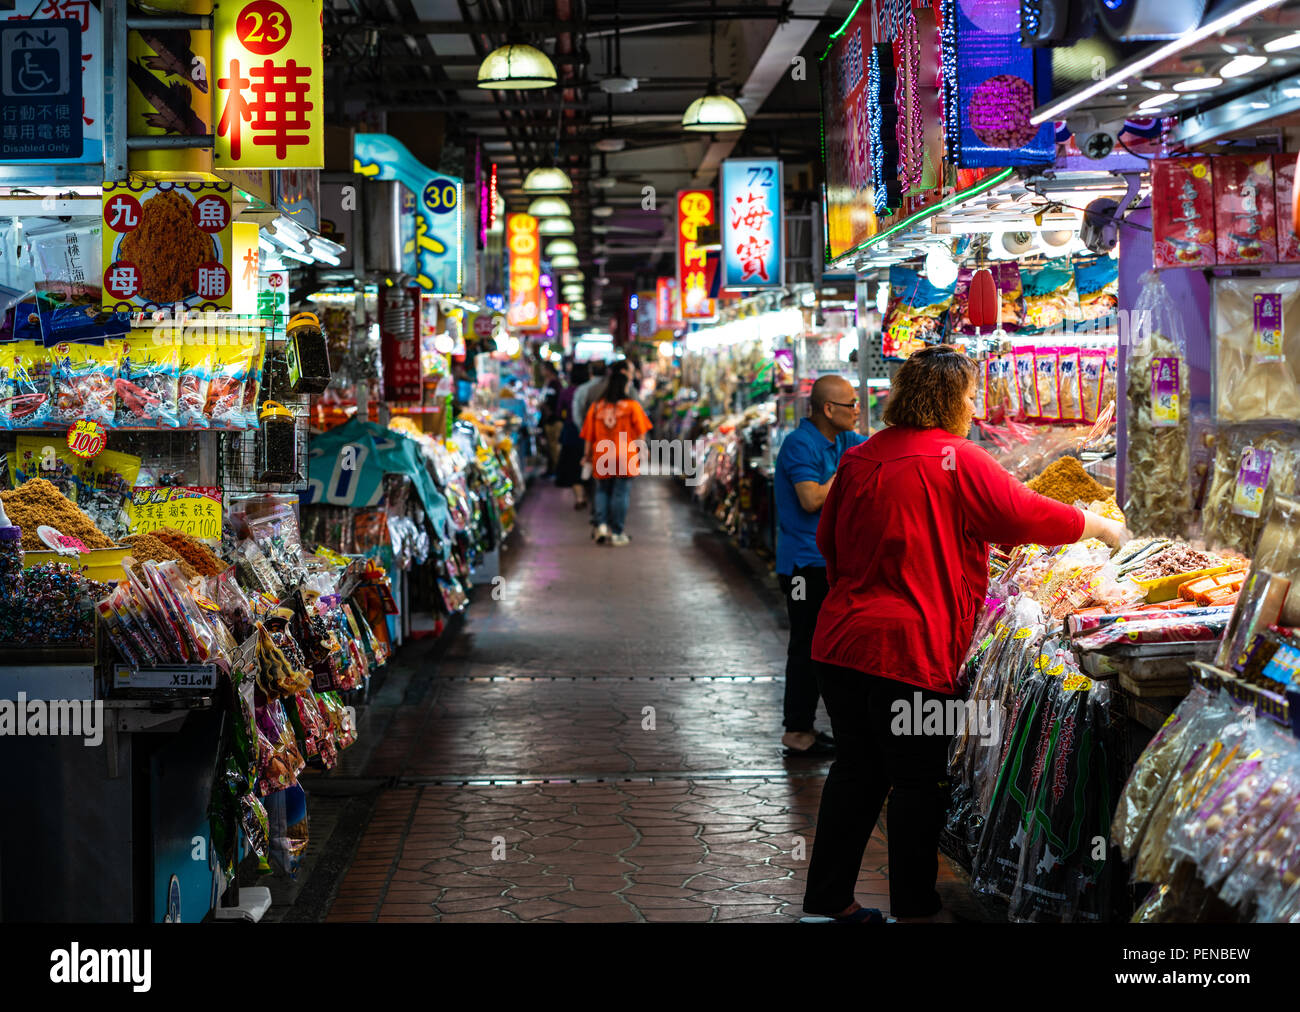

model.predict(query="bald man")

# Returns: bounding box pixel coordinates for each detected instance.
[774,375,866,757]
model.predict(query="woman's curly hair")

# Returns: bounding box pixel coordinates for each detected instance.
[882,345,978,434]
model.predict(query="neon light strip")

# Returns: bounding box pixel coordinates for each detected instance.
[1030,0,1288,125]
[829,0,866,40]
[831,167,1014,266]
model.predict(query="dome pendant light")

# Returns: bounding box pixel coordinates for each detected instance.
[523,166,573,194]
[682,1,747,133]
[477,43,557,90]
[528,196,572,218]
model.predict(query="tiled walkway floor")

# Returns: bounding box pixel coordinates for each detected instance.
[321,478,963,923]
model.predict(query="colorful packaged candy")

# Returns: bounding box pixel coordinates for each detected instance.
[1215,154,1277,265]
[1153,157,1216,268]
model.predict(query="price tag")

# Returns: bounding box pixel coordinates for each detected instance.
[126,486,223,543]
[1253,293,1284,361]
[1151,358,1180,427]
[1231,446,1274,519]
[1063,673,1093,692]
[1013,627,1034,640]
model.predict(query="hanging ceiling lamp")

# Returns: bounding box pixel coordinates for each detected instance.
[551,254,581,269]
[477,43,557,89]
[545,239,578,257]
[539,217,575,235]
[682,1,747,133]
[528,196,571,218]
[522,166,572,193]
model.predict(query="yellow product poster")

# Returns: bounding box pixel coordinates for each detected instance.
[126,486,223,543]
[212,0,324,169]
[103,181,234,312]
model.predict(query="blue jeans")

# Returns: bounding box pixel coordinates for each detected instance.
[593,477,632,534]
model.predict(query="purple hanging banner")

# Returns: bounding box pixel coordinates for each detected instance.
[953,0,1053,168]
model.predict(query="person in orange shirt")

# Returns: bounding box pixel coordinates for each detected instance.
[580,368,653,546]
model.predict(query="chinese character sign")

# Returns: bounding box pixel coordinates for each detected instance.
[354,132,464,294]
[721,159,783,290]
[379,285,421,402]
[231,221,259,315]
[655,277,680,330]
[213,0,323,169]
[677,190,716,321]
[507,213,543,331]
[102,181,233,312]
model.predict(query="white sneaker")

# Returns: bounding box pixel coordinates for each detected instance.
[594,524,610,544]
[610,533,630,546]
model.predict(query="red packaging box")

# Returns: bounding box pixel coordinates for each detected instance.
[1274,153,1300,262]
[1214,154,1277,265]
[1152,158,1216,268]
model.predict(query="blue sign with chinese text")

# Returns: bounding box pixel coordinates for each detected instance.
[721,158,783,290]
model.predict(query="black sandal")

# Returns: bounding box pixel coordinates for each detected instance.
[799,907,885,924]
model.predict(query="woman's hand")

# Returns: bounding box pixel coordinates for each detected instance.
[1080,509,1131,550]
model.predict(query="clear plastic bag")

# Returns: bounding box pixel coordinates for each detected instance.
[1202,426,1300,556]
[1211,276,1300,424]
[1124,272,1192,537]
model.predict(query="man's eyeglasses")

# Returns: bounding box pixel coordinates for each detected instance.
[828,399,859,410]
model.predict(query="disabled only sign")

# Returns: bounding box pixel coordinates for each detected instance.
[0,19,81,160]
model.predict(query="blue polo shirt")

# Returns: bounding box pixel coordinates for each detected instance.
[774,418,867,575]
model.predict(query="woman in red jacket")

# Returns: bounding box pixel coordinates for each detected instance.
[801,345,1127,924]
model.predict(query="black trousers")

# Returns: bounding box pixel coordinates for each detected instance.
[777,565,829,733]
[802,664,957,918]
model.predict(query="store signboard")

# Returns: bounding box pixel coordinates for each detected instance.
[127,486,223,542]
[721,158,783,290]
[506,212,543,330]
[212,0,324,170]
[676,190,716,321]
[820,4,879,263]
[231,221,259,314]
[354,132,463,294]
[274,167,320,232]
[379,284,421,402]
[102,181,234,312]
[655,276,680,329]
[0,5,100,167]
[950,0,1053,168]
[259,268,288,320]
[127,22,212,176]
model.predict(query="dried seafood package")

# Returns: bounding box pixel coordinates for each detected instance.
[1202,426,1300,556]
[1212,277,1300,423]
[1125,273,1192,537]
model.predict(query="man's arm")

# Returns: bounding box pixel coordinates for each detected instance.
[793,474,834,512]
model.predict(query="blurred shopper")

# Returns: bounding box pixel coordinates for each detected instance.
[554,362,590,509]
[801,346,1128,924]
[581,368,652,546]
[773,375,866,758]
[573,359,608,533]
[539,361,564,477]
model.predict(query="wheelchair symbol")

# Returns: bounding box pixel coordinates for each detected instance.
[16,52,54,94]
[2,30,68,99]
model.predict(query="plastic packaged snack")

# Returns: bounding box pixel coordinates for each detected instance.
[240,337,265,427]
[1274,153,1300,263]
[1073,253,1119,322]
[1202,427,1300,556]
[28,224,108,343]
[1020,258,1080,334]
[177,343,212,428]
[1034,348,1060,421]
[1125,274,1192,537]
[1211,276,1300,424]
[984,352,1020,421]
[205,339,257,429]
[1014,346,1040,419]
[1057,348,1083,422]
[1214,154,1277,265]
[1153,157,1216,268]
[5,341,53,427]
[116,335,179,427]
[883,265,955,358]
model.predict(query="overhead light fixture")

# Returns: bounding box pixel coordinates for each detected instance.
[523,166,572,193]
[545,239,578,256]
[682,91,748,132]
[1221,54,1268,78]
[551,254,581,268]
[593,175,617,190]
[558,270,584,280]
[527,196,571,218]
[591,225,610,234]
[593,205,615,218]
[923,245,958,288]
[1265,31,1300,52]
[539,217,575,235]
[594,138,626,152]
[1172,77,1222,92]
[1138,92,1179,110]
[477,43,557,89]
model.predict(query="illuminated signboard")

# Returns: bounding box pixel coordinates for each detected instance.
[721,158,783,290]
[507,213,543,330]
[655,277,681,329]
[676,190,716,321]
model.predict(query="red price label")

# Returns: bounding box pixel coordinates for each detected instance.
[236,0,293,55]
[67,420,107,460]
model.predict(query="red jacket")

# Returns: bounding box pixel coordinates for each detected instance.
[811,426,1085,694]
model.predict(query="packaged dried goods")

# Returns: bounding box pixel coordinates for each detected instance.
[1020,257,1080,334]
[1153,158,1215,268]
[1014,346,1039,418]
[985,352,1020,421]
[1080,349,1106,423]
[1202,426,1300,555]
[882,265,954,359]
[1057,348,1083,422]
[1274,153,1300,263]
[1211,276,1300,423]
[177,342,212,428]
[116,335,179,427]
[1214,154,1277,265]
[1034,348,1060,421]
[1073,253,1118,321]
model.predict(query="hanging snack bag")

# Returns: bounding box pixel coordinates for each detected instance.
[1014,346,1040,420]
[1080,349,1107,423]
[1214,154,1277,265]
[1074,253,1119,322]
[206,339,257,429]
[177,342,213,428]
[6,340,53,427]
[985,352,1020,421]
[116,334,179,427]
[1152,157,1216,268]
[1034,348,1061,421]
[1057,347,1083,422]
[49,341,117,427]
[27,224,109,344]
[1211,276,1300,424]
[240,336,266,428]
[972,357,987,422]
[1020,258,1080,334]
[883,265,955,358]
